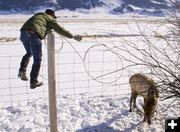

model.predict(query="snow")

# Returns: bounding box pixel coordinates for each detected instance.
[99,0,123,8]
[0,11,179,132]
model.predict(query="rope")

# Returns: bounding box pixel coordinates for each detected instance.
[60,35,126,85]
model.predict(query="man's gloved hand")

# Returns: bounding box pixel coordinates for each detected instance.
[73,35,82,41]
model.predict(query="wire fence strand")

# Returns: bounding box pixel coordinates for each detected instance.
[0,35,137,108]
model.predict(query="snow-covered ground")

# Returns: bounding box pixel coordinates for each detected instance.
[0,11,179,132]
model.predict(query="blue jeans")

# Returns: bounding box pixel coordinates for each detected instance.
[19,31,42,80]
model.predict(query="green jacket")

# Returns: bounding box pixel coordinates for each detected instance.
[21,13,73,39]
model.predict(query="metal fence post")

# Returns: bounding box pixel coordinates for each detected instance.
[47,33,57,132]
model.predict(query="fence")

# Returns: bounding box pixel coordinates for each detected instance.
[0,32,150,131]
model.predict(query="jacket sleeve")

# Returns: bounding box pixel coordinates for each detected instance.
[50,20,73,38]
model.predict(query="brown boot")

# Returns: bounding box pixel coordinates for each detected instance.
[18,71,28,81]
[30,79,43,89]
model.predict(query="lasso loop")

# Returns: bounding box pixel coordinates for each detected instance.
[61,35,124,85]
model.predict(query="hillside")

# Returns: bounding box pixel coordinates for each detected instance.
[0,0,173,16]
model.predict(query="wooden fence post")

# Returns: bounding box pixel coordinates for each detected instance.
[47,33,57,132]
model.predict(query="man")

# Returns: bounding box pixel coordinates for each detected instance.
[18,9,82,89]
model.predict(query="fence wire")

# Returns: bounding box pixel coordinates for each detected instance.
[0,34,151,132]
[0,35,140,108]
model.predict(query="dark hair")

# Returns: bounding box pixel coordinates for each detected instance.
[45,9,57,19]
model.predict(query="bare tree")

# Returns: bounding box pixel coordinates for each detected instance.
[112,1,180,103]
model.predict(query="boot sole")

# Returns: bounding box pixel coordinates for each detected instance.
[18,75,28,81]
[20,78,28,81]
[30,82,43,89]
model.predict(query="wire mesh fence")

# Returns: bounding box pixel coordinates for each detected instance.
[0,34,140,107]
[0,33,152,132]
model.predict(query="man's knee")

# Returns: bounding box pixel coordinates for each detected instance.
[33,55,42,65]
[25,53,32,58]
